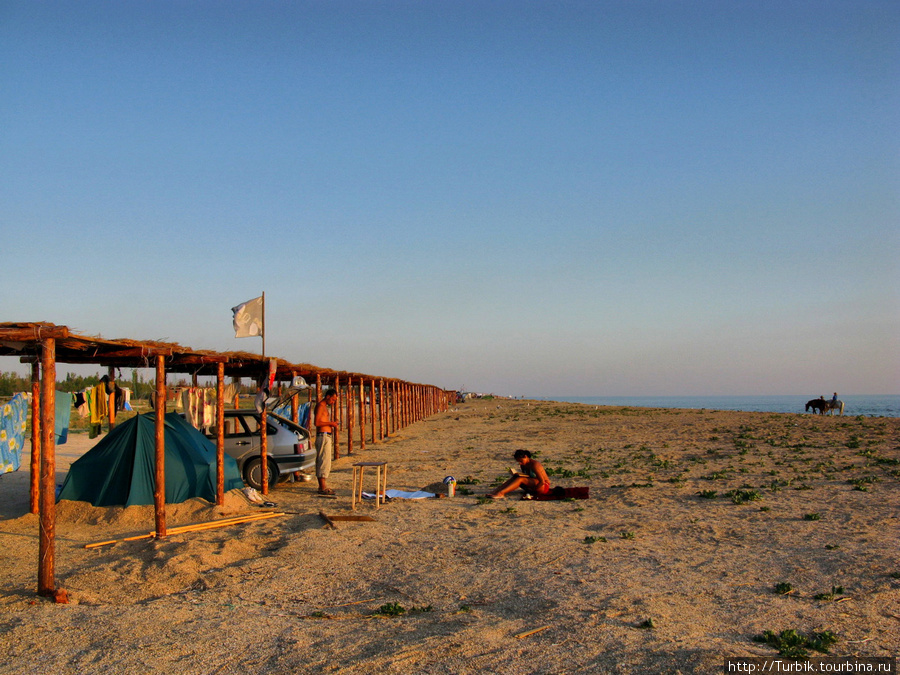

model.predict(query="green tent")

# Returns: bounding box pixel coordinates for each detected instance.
[58,412,243,507]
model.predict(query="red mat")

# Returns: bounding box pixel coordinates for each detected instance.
[530,486,590,501]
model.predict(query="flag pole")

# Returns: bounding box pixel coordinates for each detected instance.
[261,291,266,358]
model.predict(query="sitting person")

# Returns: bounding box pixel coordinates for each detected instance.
[488,449,551,499]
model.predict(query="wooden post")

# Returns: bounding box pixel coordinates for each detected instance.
[37,338,56,596]
[261,401,269,495]
[107,366,116,430]
[369,379,376,444]
[405,383,411,427]
[313,373,321,461]
[359,378,366,450]
[384,380,390,436]
[291,371,299,424]
[379,379,386,439]
[333,376,341,460]
[374,380,380,442]
[154,355,167,538]
[347,378,354,456]
[392,381,398,434]
[29,361,40,515]
[384,380,391,435]
[215,362,225,506]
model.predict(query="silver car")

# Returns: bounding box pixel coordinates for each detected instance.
[201,409,315,490]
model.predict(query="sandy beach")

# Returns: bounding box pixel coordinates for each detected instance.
[0,399,897,674]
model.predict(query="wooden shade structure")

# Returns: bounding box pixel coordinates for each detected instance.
[0,322,451,598]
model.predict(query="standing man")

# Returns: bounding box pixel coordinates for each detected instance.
[314,388,339,495]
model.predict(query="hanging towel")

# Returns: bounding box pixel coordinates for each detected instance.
[1,393,28,473]
[53,391,72,445]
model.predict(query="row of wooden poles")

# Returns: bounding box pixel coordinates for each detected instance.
[27,339,449,598]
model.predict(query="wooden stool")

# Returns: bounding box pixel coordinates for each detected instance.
[351,461,388,510]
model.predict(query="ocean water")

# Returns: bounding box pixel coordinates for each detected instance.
[533,395,900,418]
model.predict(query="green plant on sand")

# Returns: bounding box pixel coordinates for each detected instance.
[753,628,837,658]
[374,602,406,616]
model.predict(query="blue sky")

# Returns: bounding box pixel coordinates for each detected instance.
[2,1,898,396]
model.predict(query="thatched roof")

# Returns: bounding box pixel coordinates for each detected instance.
[0,322,415,386]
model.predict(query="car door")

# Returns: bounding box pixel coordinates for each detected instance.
[223,412,260,464]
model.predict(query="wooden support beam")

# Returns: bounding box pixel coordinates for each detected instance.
[369,378,376,444]
[379,379,386,439]
[347,377,354,456]
[216,362,225,506]
[154,355,167,538]
[359,378,366,450]
[1,325,69,341]
[391,381,398,434]
[108,366,116,430]
[260,403,269,496]
[29,361,40,515]
[291,371,299,424]
[37,338,56,596]
[333,376,340,460]
[406,383,411,427]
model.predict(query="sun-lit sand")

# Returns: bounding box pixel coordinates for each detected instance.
[0,399,897,674]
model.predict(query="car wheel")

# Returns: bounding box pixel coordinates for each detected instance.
[243,457,279,492]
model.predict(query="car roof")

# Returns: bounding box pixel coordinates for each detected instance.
[221,408,305,430]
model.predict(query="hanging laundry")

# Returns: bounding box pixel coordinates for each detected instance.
[201,388,214,431]
[52,391,72,445]
[179,388,195,427]
[273,401,311,428]
[87,387,98,438]
[1,393,28,473]
[89,383,108,439]
[121,387,133,412]
[223,382,238,405]
[178,387,215,430]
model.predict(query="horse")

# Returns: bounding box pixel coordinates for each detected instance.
[824,399,844,416]
[805,398,828,414]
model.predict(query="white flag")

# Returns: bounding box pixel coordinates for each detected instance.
[232,296,264,338]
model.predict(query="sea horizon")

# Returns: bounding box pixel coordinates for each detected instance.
[530,394,900,418]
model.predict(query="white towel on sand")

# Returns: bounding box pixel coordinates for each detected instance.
[362,489,436,500]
